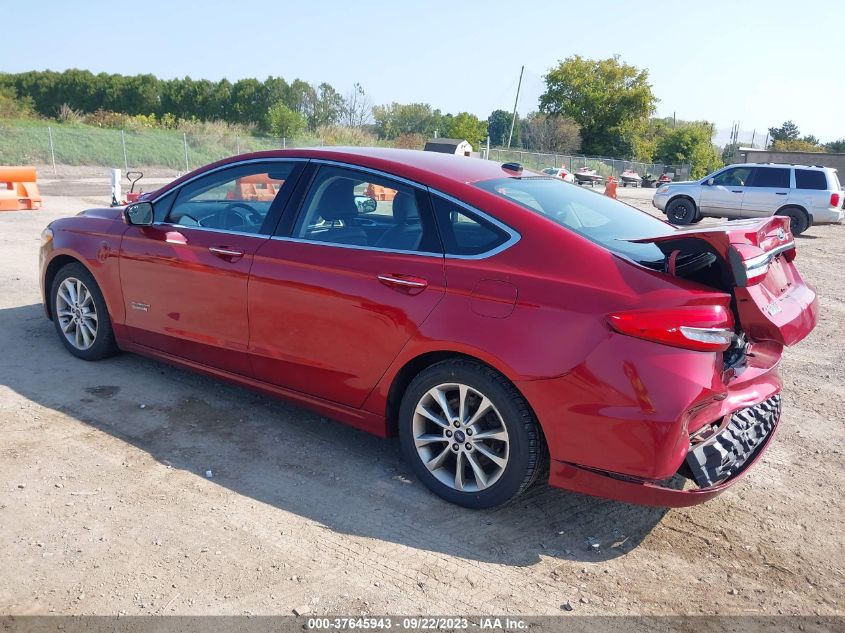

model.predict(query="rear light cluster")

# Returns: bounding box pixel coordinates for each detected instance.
[831,193,841,208]
[608,305,735,352]
[732,242,796,285]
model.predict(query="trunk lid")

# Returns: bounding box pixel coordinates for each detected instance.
[632,217,818,346]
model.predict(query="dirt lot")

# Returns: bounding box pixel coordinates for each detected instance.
[1,175,843,617]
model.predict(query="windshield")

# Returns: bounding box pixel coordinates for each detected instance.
[476,176,674,265]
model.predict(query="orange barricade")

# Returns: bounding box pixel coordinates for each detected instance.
[0,166,42,211]
[225,174,284,202]
[365,183,397,201]
[604,176,618,199]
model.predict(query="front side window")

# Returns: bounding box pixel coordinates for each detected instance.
[166,161,297,234]
[712,167,753,187]
[795,169,828,190]
[749,167,790,188]
[292,166,441,253]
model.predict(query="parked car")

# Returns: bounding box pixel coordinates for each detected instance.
[653,163,845,235]
[40,148,818,509]
[657,173,674,186]
[541,166,575,183]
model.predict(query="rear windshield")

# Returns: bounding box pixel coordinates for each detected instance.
[476,176,673,266]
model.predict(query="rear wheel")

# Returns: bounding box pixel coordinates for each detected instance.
[666,197,698,225]
[776,207,809,236]
[398,359,545,509]
[51,263,119,361]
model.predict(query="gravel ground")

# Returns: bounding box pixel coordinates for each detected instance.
[0,175,843,617]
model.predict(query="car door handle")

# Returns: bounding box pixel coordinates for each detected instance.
[775,192,788,195]
[731,190,743,194]
[378,273,428,294]
[209,246,245,261]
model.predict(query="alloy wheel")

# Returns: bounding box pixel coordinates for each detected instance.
[412,383,510,492]
[55,277,98,350]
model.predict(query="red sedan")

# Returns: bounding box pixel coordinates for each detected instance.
[39,148,818,508]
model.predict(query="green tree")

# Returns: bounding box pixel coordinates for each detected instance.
[372,102,441,139]
[446,112,487,147]
[539,55,656,157]
[310,82,345,130]
[0,86,35,118]
[285,79,317,122]
[825,139,845,153]
[266,102,306,138]
[767,120,800,144]
[770,138,824,152]
[487,109,519,147]
[654,123,722,178]
[230,78,265,125]
[721,142,743,164]
[521,113,580,153]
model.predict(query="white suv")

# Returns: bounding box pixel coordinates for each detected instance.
[652,163,844,235]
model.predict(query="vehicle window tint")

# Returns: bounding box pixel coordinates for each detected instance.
[712,167,753,186]
[292,165,441,253]
[749,167,790,188]
[795,169,828,190]
[166,162,296,234]
[431,195,510,256]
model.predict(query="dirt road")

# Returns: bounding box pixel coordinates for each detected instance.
[1,177,843,616]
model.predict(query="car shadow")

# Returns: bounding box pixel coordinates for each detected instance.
[1,303,668,566]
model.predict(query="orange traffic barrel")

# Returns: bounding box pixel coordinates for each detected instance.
[604,176,618,199]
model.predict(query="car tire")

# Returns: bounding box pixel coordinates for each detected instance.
[50,263,119,361]
[666,198,698,225]
[776,207,809,236]
[398,359,546,509]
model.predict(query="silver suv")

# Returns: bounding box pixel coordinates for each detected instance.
[652,163,844,235]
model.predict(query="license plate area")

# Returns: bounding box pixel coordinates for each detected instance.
[685,394,781,488]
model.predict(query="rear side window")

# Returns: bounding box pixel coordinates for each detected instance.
[431,195,510,256]
[795,169,828,190]
[749,167,790,188]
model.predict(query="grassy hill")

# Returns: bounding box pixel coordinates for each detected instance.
[0,119,291,170]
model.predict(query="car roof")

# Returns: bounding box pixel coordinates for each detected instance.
[732,162,833,171]
[222,147,511,182]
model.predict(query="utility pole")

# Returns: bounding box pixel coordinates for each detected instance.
[507,65,524,149]
[673,112,676,129]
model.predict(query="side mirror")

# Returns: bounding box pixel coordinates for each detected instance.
[705,178,715,186]
[125,202,153,226]
[354,195,378,214]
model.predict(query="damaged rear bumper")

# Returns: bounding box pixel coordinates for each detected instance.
[548,394,782,507]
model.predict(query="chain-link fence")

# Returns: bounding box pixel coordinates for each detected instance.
[1,121,691,183]
[730,128,769,150]
[483,147,690,181]
[0,122,331,174]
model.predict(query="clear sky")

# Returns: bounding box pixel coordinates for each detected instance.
[2,0,842,145]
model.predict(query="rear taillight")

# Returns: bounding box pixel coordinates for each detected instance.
[831,193,841,208]
[607,305,735,352]
[732,241,796,285]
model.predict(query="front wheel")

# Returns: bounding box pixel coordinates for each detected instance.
[666,197,698,225]
[51,263,119,361]
[398,360,546,509]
